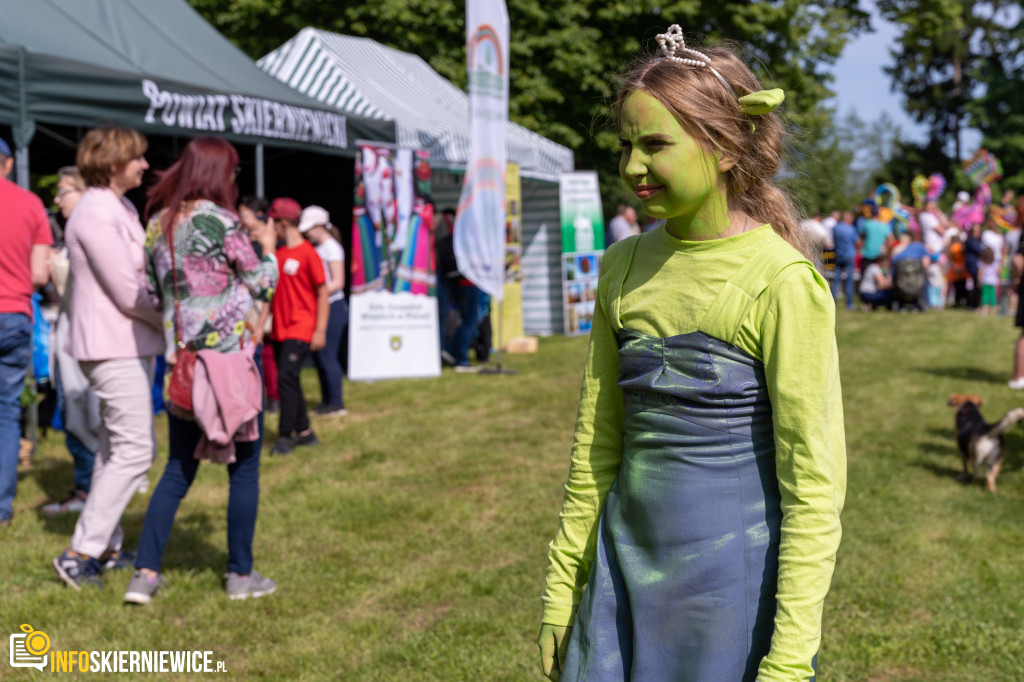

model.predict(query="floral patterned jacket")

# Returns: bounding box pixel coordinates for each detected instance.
[146,199,277,359]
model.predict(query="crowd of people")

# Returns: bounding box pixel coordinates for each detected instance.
[803,189,1024,317]
[0,129,352,602]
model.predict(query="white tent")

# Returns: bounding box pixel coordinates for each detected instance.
[258,28,573,182]
[259,28,576,335]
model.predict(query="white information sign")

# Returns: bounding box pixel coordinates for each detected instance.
[348,291,441,381]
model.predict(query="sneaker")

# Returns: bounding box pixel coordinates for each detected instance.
[53,550,104,590]
[269,436,295,455]
[225,571,276,600]
[124,570,162,605]
[454,364,482,374]
[41,489,88,516]
[101,549,136,571]
[294,430,320,447]
[440,350,457,366]
[1009,376,1024,390]
[313,404,348,417]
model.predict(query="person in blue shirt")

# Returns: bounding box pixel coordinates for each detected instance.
[890,231,929,264]
[831,210,860,310]
[859,204,891,261]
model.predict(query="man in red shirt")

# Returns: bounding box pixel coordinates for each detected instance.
[266,198,327,455]
[0,137,53,526]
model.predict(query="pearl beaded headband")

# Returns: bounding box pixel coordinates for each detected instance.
[654,24,786,127]
[656,25,735,96]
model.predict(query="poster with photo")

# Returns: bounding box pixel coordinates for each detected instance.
[559,171,604,336]
[562,252,601,336]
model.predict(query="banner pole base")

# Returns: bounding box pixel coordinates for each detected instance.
[479,297,516,375]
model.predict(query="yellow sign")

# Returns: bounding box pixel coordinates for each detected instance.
[493,162,524,343]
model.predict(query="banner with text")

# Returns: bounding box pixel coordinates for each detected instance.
[492,162,524,343]
[453,0,510,300]
[348,291,440,381]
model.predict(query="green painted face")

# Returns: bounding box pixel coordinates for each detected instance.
[618,90,730,239]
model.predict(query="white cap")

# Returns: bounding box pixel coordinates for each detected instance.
[298,205,331,233]
[956,191,970,203]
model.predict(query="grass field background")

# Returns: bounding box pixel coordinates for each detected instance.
[2,308,1024,680]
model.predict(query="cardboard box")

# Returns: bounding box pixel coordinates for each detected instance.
[504,336,539,353]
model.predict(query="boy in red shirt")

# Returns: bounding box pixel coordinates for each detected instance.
[266,198,327,455]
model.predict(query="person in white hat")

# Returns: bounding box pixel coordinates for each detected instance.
[298,206,348,416]
[952,190,972,214]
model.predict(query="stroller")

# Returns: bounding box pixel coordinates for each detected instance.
[892,257,927,311]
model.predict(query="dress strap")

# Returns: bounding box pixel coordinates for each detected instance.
[697,234,810,345]
[607,235,643,331]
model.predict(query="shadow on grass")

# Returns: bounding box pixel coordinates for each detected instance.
[35,507,227,575]
[916,460,968,483]
[911,365,1008,384]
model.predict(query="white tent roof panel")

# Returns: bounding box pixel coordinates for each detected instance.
[259,28,574,181]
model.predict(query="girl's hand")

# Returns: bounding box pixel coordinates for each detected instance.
[538,624,570,681]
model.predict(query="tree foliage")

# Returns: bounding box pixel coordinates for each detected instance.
[189,0,868,215]
[968,61,1024,191]
[877,0,1024,162]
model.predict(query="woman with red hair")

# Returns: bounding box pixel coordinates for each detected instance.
[124,137,278,604]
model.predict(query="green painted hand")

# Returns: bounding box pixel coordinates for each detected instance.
[537,623,570,681]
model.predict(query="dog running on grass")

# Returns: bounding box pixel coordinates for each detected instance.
[947,394,1024,492]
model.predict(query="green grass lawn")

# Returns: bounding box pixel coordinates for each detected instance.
[3,308,1024,681]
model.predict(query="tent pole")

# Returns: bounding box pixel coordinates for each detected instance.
[255,143,265,198]
[15,146,29,189]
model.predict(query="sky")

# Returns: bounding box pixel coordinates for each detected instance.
[826,7,982,158]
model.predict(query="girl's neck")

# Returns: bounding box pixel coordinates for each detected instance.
[666,203,754,242]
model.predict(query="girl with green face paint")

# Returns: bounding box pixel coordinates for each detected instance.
[540,25,846,682]
[618,90,736,241]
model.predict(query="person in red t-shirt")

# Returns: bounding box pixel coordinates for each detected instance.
[266,198,327,455]
[0,137,54,527]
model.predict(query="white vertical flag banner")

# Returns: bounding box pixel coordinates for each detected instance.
[454,0,510,300]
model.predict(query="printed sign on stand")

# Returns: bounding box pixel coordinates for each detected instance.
[348,291,440,381]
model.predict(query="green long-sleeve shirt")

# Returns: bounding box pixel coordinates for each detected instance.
[542,224,847,682]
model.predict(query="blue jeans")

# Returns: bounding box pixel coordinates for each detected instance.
[54,361,97,493]
[0,313,32,522]
[445,285,484,366]
[135,413,262,575]
[831,256,857,310]
[67,432,96,493]
[313,298,348,407]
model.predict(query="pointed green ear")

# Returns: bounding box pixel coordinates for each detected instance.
[738,88,785,116]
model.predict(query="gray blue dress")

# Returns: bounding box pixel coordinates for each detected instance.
[561,237,814,682]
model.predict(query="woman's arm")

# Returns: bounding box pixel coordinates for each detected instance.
[73,200,161,330]
[876,268,893,290]
[224,220,278,302]
[758,265,847,682]
[326,259,344,295]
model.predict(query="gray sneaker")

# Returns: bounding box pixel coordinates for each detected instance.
[225,570,276,600]
[41,489,88,516]
[124,570,163,605]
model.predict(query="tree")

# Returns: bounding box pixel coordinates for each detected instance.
[968,61,1024,192]
[189,0,868,216]
[878,0,1023,162]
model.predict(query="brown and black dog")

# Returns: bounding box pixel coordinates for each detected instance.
[947,394,1024,492]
